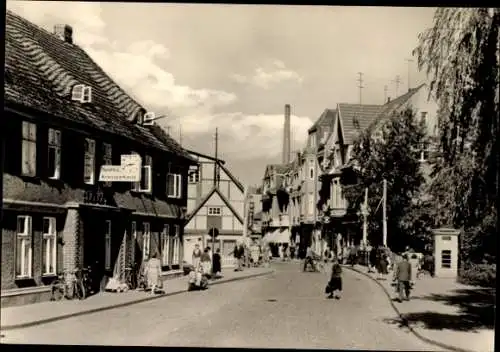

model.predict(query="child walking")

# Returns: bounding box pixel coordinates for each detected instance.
[325,257,343,299]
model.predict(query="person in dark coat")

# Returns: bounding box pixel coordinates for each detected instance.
[369,246,377,273]
[325,257,343,299]
[212,248,222,277]
[393,253,413,302]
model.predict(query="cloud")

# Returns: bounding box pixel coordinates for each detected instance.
[231,60,304,90]
[178,112,312,159]
[7,0,238,117]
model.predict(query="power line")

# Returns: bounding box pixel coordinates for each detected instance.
[357,72,364,105]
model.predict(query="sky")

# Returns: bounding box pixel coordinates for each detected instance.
[6,1,437,187]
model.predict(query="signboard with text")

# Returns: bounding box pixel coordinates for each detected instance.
[99,154,142,182]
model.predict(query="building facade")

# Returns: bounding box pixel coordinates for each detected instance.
[2,11,196,306]
[184,151,245,267]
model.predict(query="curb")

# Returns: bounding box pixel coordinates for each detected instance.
[1,269,274,332]
[343,265,476,352]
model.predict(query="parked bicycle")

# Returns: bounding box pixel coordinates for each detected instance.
[50,269,86,301]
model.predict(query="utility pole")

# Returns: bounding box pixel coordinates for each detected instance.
[405,58,414,92]
[357,72,364,104]
[384,85,388,104]
[382,179,387,247]
[361,187,368,247]
[392,75,402,97]
[213,128,218,187]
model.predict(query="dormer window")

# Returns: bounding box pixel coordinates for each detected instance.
[143,112,156,126]
[72,84,92,103]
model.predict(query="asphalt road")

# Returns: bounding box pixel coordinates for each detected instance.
[2,262,438,350]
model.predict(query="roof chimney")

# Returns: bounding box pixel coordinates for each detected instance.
[54,24,73,44]
[282,104,291,164]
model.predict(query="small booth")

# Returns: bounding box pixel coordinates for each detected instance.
[433,228,460,279]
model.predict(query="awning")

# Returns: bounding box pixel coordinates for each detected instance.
[273,229,291,244]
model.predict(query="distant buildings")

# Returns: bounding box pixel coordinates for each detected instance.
[183,150,245,268]
[259,84,438,257]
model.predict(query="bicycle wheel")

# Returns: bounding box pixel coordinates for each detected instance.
[51,280,64,301]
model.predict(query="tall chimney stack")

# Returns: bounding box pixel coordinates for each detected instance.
[282,104,291,164]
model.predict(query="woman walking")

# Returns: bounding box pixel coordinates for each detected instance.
[212,248,222,277]
[192,244,202,271]
[145,253,162,295]
[325,257,343,299]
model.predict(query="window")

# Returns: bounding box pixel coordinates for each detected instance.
[208,207,222,216]
[173,225,180,265]
[420,111,428,123]
[22,121,37,176]
[132,154,152,193]
[71,84,92,103]
[47,128,61,179]
[441,250,452,268]
[419,143,429,162]
[309,167,314,180]
[167,173,182,198]
[84,138,96,184]
[102,143,112,187]
[105,220,112,270]
[42,217,57,275]
[308,195,315,215]
[16,216,33,278]
[143,222,151,260]
[161,224,170,266]
[188,169,199,184]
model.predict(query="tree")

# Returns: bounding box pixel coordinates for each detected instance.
[342,108,427,251]
[413,8,499,263]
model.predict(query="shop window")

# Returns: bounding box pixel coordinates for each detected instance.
[42,217,57,275]
[22,121,37,176]
[161,224,170,266]
[47,128,61,180]
[16,216,33,278]
[441,250,452,268]
[105,220,112,270]
[143,222,151,260]
[84,138,96,184]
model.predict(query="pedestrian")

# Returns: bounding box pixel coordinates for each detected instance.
[201,247,212,278]
[325,257,343,299]
[192,243,202,270]
[369,245,377,273]
[212,248,222,277]
[393,253,413,302]
[423,251,435,277]
[378,252,389,280]
[303,246,315,271]
[145,252,162,295]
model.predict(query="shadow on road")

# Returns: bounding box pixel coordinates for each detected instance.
[384,288,495,333]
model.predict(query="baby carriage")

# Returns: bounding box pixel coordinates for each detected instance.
[187,266,209,291]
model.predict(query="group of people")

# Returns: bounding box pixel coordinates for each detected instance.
[192,244,223,278]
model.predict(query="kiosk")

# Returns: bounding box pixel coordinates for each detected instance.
[433,228,460,279]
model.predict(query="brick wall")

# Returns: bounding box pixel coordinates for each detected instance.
[62,207,79,272]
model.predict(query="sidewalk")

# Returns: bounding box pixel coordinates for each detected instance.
[346,264,495,352]
[1,266,273,331]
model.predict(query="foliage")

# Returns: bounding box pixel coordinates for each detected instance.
[413,8,499,263]
[342,108,426,251]
[458,262,496,288]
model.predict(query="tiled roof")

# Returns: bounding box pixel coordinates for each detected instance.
[308,108,337,133]
[5,10,194,162]
[337,103,383,145]
[368,84,426,131]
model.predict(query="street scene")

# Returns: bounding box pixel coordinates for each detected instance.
[1,2,498,352]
